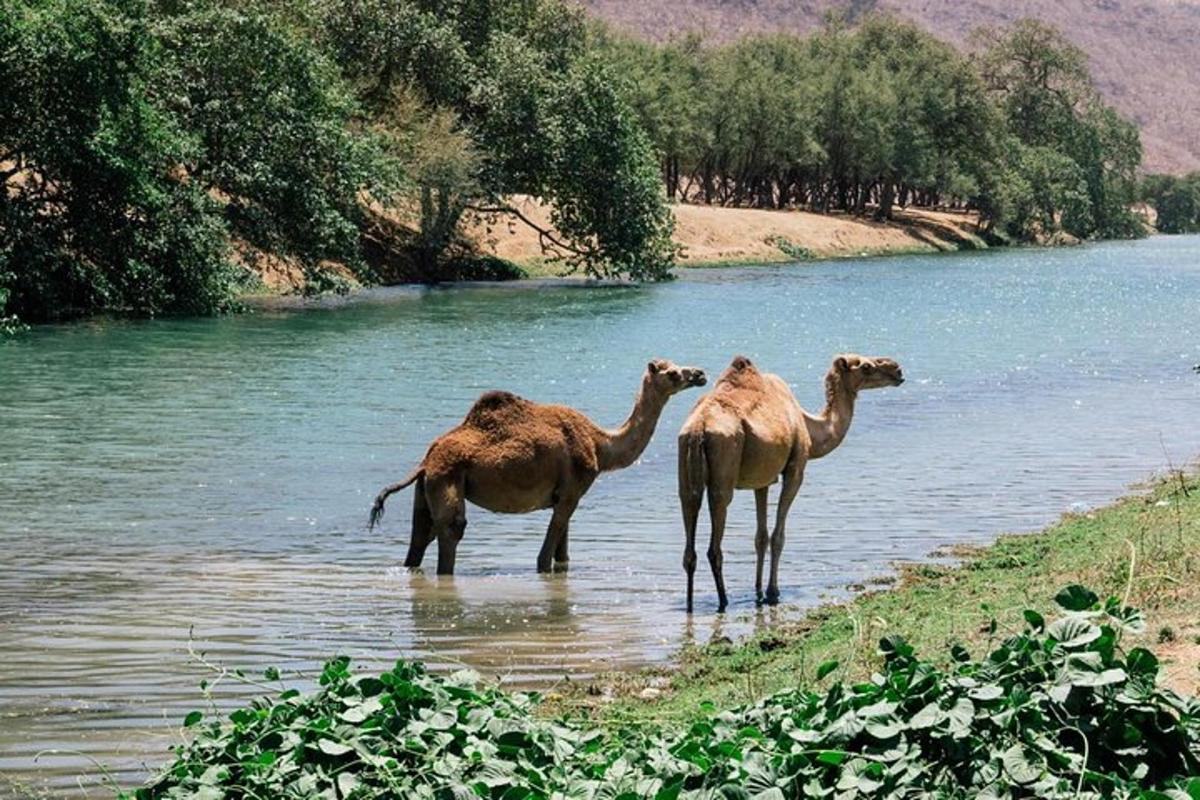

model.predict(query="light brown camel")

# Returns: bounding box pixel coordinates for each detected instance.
[369,359,707,575]
[678,353,904,612]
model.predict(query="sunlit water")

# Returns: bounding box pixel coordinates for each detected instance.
[2,236,1200,795]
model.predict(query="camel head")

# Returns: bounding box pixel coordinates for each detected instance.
[646,358,707,397]
[833,354,905,392]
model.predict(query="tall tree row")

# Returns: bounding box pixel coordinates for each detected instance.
[599,16,1145,242]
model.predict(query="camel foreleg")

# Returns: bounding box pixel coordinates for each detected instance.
[538,496,579,574]
[765,456,805,605]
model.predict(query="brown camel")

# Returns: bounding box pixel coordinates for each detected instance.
[369,359,707,575]
[678,353,904,612]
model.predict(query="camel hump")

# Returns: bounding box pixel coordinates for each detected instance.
[716,355,761,387]
[463,390,529,426]
[729,355,755,372]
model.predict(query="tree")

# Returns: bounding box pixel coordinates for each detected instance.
[974,19,1143,239]
[0,0,234,322]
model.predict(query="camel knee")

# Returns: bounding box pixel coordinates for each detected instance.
[707,489,732,510]
[682,549,697,573]
[755,528,769,552]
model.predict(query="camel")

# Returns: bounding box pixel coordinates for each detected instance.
[369,359,707,575]
[678,353,904,613]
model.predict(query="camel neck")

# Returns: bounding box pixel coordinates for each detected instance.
[598,377,668,472]
[804,368,857,460]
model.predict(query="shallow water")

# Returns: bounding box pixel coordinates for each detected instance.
[2,236,1200,794]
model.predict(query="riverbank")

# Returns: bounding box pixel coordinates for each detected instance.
[243,199,992,293]
[470,196,992,275]
[551,469,1200,721]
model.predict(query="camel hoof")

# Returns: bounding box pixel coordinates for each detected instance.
[553,560,570,573]
[764,591,780,606]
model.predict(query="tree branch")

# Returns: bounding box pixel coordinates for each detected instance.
[465,201,599,262]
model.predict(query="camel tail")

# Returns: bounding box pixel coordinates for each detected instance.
[678,430,708,502]
[368,467,424,530]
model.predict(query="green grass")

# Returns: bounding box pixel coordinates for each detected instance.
[555,472,1200,723]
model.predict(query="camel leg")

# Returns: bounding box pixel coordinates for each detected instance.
[553,519,570,568]
[706,487,732,613]
[428,476,466,576]
[765,456,805,605]
[681,490,703,613]
[704,435,740,613]
[537,496,579,574]
[753,487,770,604]
[404,477,434,568]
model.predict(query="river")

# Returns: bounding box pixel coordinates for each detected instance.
[2,236,1199,795]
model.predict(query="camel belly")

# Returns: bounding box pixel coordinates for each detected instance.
[464,468,557,514]
[735,439,793,489]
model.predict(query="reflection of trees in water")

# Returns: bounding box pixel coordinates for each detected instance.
[401,573,588,678]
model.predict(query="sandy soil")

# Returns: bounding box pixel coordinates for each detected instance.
[465,196,988,274]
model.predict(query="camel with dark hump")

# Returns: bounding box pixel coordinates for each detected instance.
[678,353,904,612]
[369,359,707,575]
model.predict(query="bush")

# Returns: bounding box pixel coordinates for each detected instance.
[128,587,1200,799]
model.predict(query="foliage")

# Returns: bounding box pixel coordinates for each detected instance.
[596,13,1144,243]
[318,0,676,282]
[131,589,1200,798]
[1140,173,1200,234]
[972,20,1143,240]
[153,5,386,268]
[1,0,678,324]
[0,0,237,322]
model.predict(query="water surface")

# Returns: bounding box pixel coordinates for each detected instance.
[2,236,1200,794]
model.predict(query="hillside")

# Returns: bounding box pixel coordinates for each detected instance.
[584,0,1200,175]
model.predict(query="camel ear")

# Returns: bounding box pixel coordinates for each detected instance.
[647,360,661,374]
[834,356,849,372]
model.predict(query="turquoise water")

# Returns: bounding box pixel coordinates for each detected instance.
[2,236,1199,794]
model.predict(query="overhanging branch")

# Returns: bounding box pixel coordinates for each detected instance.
[466,201,600,262]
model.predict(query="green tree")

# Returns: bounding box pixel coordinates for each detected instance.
[1140,173,1200,234]
[154,6,385,268]
[974,19,1143,239]
[0,0,234,322]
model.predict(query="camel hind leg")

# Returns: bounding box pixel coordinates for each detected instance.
[679,432,707,613]
[704,433,740,614]
[425,473,467,576]
[403,476,434,568]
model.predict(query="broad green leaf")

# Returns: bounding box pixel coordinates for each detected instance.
[1054,585,1099,612]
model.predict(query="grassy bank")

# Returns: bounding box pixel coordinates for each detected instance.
[554,470,1200,722]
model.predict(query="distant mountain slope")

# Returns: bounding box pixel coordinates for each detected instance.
[584,0,1200,174]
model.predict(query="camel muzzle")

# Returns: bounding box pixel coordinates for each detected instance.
[689,373,708,387]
